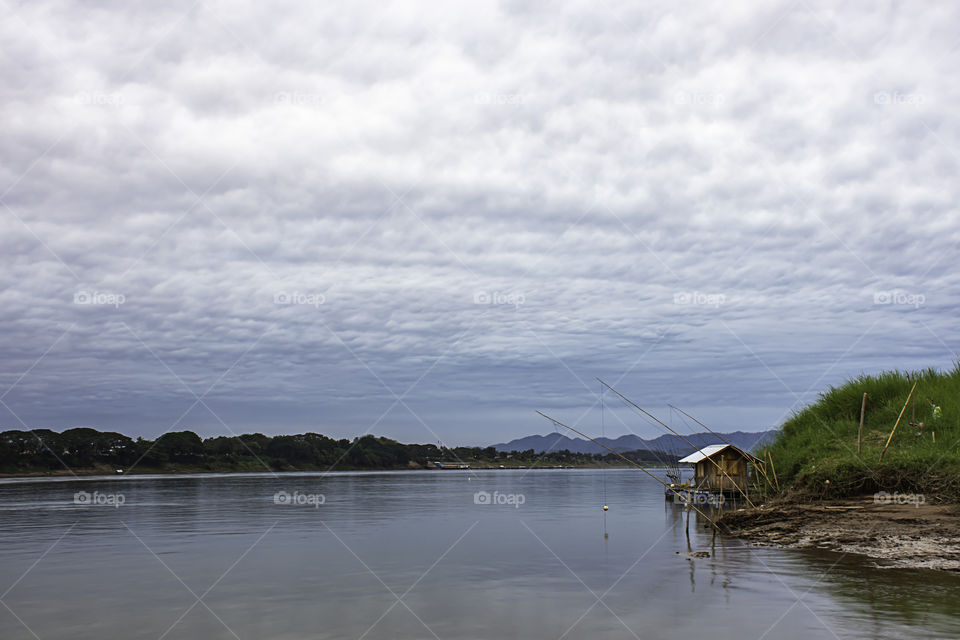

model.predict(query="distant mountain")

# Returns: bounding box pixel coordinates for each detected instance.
[492,430,777,457]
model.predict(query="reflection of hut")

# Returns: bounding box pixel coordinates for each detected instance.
[679,444,761,495]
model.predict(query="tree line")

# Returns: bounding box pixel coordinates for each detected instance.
[0,427,677,473]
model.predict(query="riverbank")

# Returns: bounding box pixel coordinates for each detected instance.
[718,497,960,571]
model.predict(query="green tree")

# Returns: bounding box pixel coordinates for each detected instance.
[154,431,204,463]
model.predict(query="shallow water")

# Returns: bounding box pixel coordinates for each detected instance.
[1,469,958,639]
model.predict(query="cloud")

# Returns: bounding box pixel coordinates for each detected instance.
[1,0,958,445]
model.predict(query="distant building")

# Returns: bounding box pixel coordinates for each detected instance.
[429,461,471,469]
[678,444,761,494]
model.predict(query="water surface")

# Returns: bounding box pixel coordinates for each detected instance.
[1,470,957,639]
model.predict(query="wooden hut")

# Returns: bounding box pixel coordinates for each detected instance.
[678,444,761,495]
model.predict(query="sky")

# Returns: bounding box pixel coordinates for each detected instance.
[1,1,957,446]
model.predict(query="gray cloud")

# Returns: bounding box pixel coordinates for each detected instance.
[1,0,958,446]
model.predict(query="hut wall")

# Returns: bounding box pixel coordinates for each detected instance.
[694,453,750,491]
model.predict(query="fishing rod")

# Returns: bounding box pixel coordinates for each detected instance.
[600,382,608,535]
[597,379,756,509]
[599,380,755,508]
[535,411,718,528]
[669,404,737,449]
[668,403,774,491]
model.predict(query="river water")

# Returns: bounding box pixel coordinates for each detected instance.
[1,469,957,639]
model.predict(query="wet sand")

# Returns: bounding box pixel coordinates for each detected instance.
[718,497,960,571]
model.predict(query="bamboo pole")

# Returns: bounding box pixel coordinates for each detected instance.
[535,411,719,528]
[857,393,867,457]
[598,380,756,508]
[763,454,774,493]
[719,464,724,508]
[880,381,918,462]
[767,450,780,492]
[669,404,740,452]
[753,457,773,490]
[670,404,775,490]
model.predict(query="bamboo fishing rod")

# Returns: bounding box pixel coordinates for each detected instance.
[597,379,756,509]
[668,403,775,492]
[669,404,737,450]
[535,411,719,528]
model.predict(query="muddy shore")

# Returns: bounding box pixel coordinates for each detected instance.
[718,497,960,571]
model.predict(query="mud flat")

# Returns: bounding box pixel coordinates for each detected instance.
[718,497,960,571]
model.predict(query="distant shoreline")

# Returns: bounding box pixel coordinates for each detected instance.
[0,461,675,479]
[1,428,679,479]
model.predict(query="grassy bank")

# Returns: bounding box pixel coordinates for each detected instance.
[757,364,960,502]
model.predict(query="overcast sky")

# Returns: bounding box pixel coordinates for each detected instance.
[1,1,957,446]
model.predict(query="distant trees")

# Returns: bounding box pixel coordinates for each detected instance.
[154,431,205,463]
[0,428,138,469]
[0,427,677,473]
[59,428,137,466]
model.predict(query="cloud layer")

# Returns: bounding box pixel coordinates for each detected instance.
[1,0,958,445]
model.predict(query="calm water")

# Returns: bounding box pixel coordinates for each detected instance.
[1,469,958,639]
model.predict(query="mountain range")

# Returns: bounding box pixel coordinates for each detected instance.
[492,430,777,457]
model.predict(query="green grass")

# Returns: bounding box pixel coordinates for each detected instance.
[757,364,960,502]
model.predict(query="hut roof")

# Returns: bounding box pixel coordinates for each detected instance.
[678,443,761,464]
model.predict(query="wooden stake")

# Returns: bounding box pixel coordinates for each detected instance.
[880,381,918,462]
[767,450,780,492]
[753,453,774,489]
[857,392,867,457]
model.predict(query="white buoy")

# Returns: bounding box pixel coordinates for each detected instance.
[603,505,609,511]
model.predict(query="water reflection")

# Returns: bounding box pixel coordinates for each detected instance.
[0,470,957,640]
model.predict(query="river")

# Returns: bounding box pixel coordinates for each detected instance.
[1,469,957,639]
